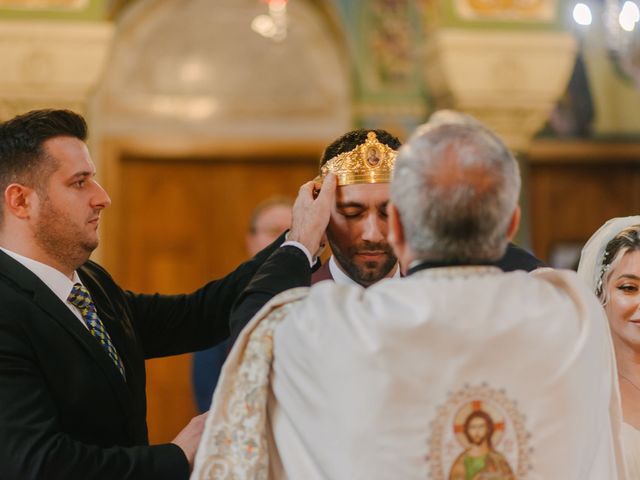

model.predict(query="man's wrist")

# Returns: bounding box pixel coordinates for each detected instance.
[281,240,316,267]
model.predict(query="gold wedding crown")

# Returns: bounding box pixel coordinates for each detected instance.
[316,131,397,186]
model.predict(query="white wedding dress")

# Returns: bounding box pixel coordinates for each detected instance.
[622,423,640,478]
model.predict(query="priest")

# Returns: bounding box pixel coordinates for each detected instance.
[193,114,626,479]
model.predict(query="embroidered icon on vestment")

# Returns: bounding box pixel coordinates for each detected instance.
[427,384,531,479]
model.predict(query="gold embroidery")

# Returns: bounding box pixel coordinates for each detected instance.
[194,288,308,479]
[316,131,396,186]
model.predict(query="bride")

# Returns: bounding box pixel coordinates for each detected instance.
[578,216,640,477]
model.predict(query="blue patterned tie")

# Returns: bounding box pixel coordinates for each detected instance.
[67,283,126,379]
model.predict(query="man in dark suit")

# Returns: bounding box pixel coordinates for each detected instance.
[0,109,334,480]
[310,129,402,287]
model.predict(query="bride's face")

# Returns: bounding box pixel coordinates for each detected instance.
[605,250,640,349]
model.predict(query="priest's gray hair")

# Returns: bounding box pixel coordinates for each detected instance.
[391,115,520,262]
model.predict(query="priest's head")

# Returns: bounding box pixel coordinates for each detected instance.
[318,129,400,287]
[388,113,521,269]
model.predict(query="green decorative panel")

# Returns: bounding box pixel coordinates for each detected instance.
[0,0,108,20]
[353,0,430,132]
[428,0,565,30]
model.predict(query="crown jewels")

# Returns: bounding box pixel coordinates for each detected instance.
[317,131,397,186]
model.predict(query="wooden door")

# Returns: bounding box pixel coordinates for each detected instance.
[527,140,640,266]
[107,154,317,443]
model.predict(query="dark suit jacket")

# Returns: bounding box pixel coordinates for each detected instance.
[229,246,311,340]
[0,234,282,480]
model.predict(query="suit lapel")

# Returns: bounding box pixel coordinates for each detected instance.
[0,251,133,417]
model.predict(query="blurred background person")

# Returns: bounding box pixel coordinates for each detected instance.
[245,197,294,259]
[578,216,640,477]
[192,196,293,413]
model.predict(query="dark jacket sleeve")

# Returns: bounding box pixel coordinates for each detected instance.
[229,245,312,341]
[119,231,287,358]
[496,242,546,272]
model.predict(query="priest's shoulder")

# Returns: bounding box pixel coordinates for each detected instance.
[295,280,366,314]
[530,267,601,311]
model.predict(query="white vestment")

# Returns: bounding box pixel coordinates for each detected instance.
[192,266,627,480]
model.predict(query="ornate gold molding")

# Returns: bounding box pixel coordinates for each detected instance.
[0,99,85,122]
[0,0,87,9]
[424,29,577,152]
[454,0,556,21]
[0,20,113,120]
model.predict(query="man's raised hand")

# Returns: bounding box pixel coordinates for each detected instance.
[288,173,337,256]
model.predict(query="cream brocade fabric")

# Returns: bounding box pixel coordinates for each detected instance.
[192,267,627,479]
[190,288,309,480]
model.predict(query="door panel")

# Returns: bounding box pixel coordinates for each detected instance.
[114,155,317,443]
[527,141,640,265]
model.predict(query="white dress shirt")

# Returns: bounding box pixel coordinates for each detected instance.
[0,247,88,329]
